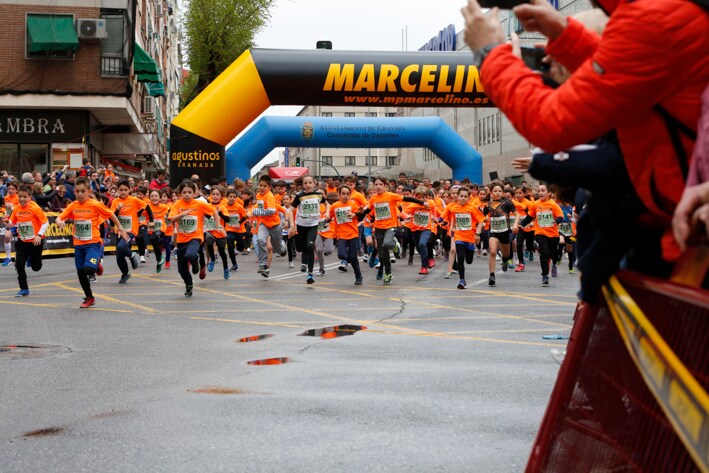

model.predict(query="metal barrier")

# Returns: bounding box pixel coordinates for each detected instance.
[526,245,709,472]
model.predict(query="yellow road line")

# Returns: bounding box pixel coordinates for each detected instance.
[52,282,157,314]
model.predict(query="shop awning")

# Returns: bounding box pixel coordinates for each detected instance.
[134,42,160,83]
[27,14,79,54]
[145,81,165,97]
[268,167,309,181]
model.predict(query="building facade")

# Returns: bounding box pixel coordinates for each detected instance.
[0,0,180,180]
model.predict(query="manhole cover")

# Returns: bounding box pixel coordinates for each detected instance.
[0,344,71,360]
[301,325,366,338]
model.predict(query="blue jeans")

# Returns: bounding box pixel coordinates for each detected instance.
[413,230,432,268]
[337,238,362,279]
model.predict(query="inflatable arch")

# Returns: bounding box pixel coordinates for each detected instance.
[226,116,482,183]
[170,49,490,184]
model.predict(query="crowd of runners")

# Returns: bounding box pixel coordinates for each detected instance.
[0,171,577,308]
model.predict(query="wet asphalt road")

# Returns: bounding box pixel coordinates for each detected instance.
[0,250,577,472]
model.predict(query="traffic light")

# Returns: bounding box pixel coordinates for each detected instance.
[295,157,301,167]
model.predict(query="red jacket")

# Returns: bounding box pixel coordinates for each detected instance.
[481,0,709,226]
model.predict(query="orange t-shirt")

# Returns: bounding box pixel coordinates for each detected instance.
[225,201,247,233]
[325,185,338,195]
[329,200,361,240]
[171,198,214,244]
[367,192,403,230]
[147,202,170,235]
[59,199,115,246]
[5,193,19,208]
[441,202,485,244]
[318,204,336,238]
[205,201,229,238]
[10,201,48,242]
[409,201,436,232]
[111,195,148,235]
[254,190,280,228]
[528,199,563,238]
[350,189,367,207]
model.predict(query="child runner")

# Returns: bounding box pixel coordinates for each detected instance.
[329,185,364,284]
[169,180,215,296]
[408,186,437,275]
[159,190,174,269]
[2,181,19,266]
[111,180,152,284]
[362,177,426,285]
[513,187,535,272]
[289,175,327,284]
[147,189,171,273]
[249,175,285,278]
[56,177,129,308]
[279,193,296,268]
[205,185,231,279]
[224,188,247,271]
[519,183,564,285]
[5,184,49,296]
[557,198,577,274]
[439,187,485,289]
[134,185,150,263]
[315,193,337,278]
[483,181,519,286]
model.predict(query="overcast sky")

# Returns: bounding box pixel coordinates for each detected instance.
[241,0,468,173]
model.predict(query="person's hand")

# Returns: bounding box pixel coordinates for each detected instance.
[56,217,65,228]
[509,32,522,59]
[461,0,504,52]
[119,228,130,243]
[512,0,568,41]
[673,181,709,251]
[511,157,533,172]
[512,225,519,234]
[33,235,42,246]
[692,203,709,245]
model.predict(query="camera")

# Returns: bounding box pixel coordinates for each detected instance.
[478,0,529,9]
[520,46,549,73]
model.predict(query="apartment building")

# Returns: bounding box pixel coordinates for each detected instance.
[0,0,180,180]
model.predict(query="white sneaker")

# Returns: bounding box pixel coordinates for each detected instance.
[140,255,146,263]
[482,250,488,256]
[289,261,295,268]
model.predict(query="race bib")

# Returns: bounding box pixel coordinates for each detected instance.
[559,222,573,236]
[318,219,329,232]
[203,215,217,231]
[374,202,392,221]
[537,211,554,228]
[178,215,198,234]
[256,200,264,210]
[75,219,92,241]
[117,215,132,230]
[301,198,320,218]
[153,219,163,232]
[455,213,472,231]
[335,207,352,224]
[413,211,431,227]
[228,214,241,227]
[490,216,508,233]
[18,221,35,240]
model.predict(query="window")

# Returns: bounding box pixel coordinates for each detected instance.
[386,156,399,166]
[365,112,377,117]
[321,112,332,117]
[386,112,397,117]
[344,112,355,117]
[101,12,130,76]
[0,143,49,176]
[365,156,377,166]
[321,156,333,166]
[344,156,356,166]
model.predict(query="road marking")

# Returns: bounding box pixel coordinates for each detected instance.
[52,282,157,314]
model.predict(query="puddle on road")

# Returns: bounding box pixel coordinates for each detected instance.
[247,357,290,366]
[237,334,274,343]
[190,386,251,395]
[22,427,65,438]
[301,325,366,339]
[0,344,71,360]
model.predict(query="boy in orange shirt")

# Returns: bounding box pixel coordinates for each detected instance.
[5,184,49,296]
[57,177,129,308]
[147,189,171,273]
[328,185,364,285]
[248,175,284,278]
[519,183,564,285]
[111,180,152,284]
[224,188,247,271]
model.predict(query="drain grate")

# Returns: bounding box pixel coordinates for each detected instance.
[301,324,366,338]
[0,344,71,360]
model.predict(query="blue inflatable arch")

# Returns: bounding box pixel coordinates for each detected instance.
[227,116,482,183]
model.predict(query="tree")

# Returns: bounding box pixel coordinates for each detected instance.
[182,0,274,108]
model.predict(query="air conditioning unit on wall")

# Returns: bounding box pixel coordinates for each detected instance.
[77,18,108,39]
[156,4,164,17]
[142,96,155,117]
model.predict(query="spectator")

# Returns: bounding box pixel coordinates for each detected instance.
[21,172,34,184]
[42,176,57,193]
[149,170,170,191]
[31,182,56,210]
[61,171,77,201]
[47,185,71,212]
[461,0,709,268]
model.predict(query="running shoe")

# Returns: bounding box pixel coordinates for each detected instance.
[515,263,525,272]
[80,297,96,308]
[528,252,534,262]
[338,261,348,272]
[185,284,193,297]
[524,250,530,260]
[300,263,307,272]
[165,261,171,269]
[392,239,401,258]
[428,258,436,269]
[15,289,29,297]
[191,260,199,274]
[374,259,380,269]
[307,274,315,284]
[408,255,414,265]
[354,278,363,286]
[130,252,140,270]
[551,264,558,277]
[568,267,575,274]
[140,255,146,263]
[260,266,270,278]
[88,274,97,283]
[489,272,496,286]
[457,279,466,290]
[96,260,104,276]
[418,267,428,275]
[280,248,287,257]
[207,260,215,272]
[390,255,396,263]
[288,262,294,269]
[224,268,230,280]
[376,269,384,280]
[501,259,508,272]
[542,275,550,285]
[199,266,207,280]
[119,274,131,284]
[362,255,369,263]
[383,273,393,285]
[482,249,488,256]
[231,263,239,271]
[156,257,165,274]
[444,271,454,279]
[317,269,326,276]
